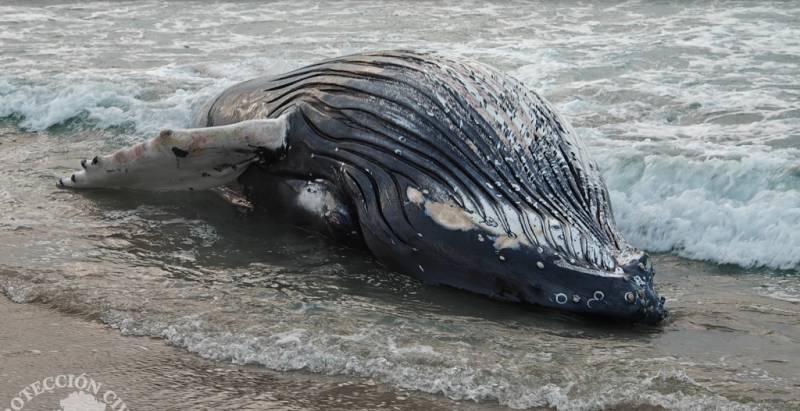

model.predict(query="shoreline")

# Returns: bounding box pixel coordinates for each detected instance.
[0,295,492,411]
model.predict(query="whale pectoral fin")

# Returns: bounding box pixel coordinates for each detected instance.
[57,117,288,191]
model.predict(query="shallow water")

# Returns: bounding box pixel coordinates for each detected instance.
[1,1,799,409]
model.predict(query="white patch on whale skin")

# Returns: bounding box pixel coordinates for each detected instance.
[493,235,521,250]
[424,200,475,231]
[465,139,480,156]
[408,185,476,232]
[57,115,289,191]
[410,189,538,253]
[296,182,339,217]
[406,186,424,205]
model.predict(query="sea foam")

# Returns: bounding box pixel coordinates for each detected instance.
[98,309,759,411]
[0,70,229,136]
[590,133,800,270]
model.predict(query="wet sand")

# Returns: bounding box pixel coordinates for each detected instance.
[0,296,494,411]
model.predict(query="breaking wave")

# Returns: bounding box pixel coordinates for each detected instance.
[593,134,800,270]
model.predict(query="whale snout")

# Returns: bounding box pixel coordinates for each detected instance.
[637,284,668,324]
[516,250,667,324]
[621,254,668,324]
[648,292,668,323]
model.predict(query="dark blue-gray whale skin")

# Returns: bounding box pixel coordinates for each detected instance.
[204,50,667,324]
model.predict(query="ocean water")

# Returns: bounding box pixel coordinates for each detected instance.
[1,1,799,409]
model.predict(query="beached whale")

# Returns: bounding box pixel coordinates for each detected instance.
[59,51,667,323]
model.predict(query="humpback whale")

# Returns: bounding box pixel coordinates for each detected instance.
[59,51,667,323]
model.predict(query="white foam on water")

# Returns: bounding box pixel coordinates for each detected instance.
[755,278,800,303]
[97,310,759,411]
[0,53,303,138]
[586,136,800,269]
[0,6,56,23]
[0,70,230,136]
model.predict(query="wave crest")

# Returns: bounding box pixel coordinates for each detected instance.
[594,135,800,269]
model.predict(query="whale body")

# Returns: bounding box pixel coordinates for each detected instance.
[60,51,667,323]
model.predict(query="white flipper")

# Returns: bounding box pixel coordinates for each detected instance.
[58,117,288,191]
